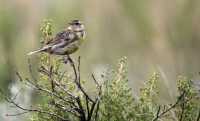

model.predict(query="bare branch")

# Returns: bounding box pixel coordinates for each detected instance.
[179,95,186,121]
[67,55,94,103]
[92,74,100,89]
[197,109,200,121]
[1,89,70,121]
[92,74,102,121]
[58,71,66,82]
[54,80,77,99]
[152,91,186,121]
[27,58,37,82]
[94,99,100,121]
[78,56,81,84]
[25,78,75,105]
[38,65,77,100]
[16,72,23,82]
[76,96,86,121]
[153,106,161,121]
[52,101,79,117]
[85,96,90,119]
[87,98,97,121]
[6,111,28,116]
[3,56,103,121]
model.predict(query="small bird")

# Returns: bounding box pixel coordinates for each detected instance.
[27,20,86,56]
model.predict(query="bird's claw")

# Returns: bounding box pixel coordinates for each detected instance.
[63,56,69,64]
[58,56,68,64]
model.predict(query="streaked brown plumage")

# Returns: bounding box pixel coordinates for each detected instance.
[28,20,86,56]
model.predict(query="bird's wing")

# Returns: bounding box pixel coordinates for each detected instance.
[28,30,75,55]
[30,30,76,54]
[48,30,75,45]
[44,30,75,50]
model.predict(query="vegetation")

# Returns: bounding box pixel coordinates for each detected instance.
[0,20,199,121]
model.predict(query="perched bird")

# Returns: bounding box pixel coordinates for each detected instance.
[27,20,86,56]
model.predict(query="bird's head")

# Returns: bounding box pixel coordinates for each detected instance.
[67,20,85,32]
[67,20,86,39]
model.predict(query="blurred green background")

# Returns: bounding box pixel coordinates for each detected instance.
[0,0,200,120]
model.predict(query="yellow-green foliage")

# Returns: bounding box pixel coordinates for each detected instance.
[175,76,200,121]
[140,72,159,104]
[22,20,200,121]
[99,57,136,121]
[28,20,77,121]
[40,19,54,43]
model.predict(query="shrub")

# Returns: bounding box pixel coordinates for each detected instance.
[1,20,199,121]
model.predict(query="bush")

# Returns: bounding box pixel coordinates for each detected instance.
[1,20,199,121]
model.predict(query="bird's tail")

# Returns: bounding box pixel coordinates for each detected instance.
[27,49,44,55]
[27,46,51,55]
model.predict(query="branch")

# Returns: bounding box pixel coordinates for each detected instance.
[87,98,97,121]
[76,96,86,121]
[38,65,77,100]
[67,55,94,103]
[25,78,75,106]
[52,101,79,117]
[152,91,186,121]
[91,74,102,121]
[0,90,70,121]
[92,74,100,89]
[18,66,78,108]
[179,95,186,121]
[54,80,77,99]
[197,109,200,121]
[153,106,161,121]
[94,99,100,121]
[27,58,37,82]
[85,96,90,119]
[7,56,103,121]
[6,111,29,116]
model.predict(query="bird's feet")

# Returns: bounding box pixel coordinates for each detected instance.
[60,55,73,64]
[63,56,69,64]
[58,56,68,64]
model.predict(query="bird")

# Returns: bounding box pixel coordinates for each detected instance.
[27,20,86,56]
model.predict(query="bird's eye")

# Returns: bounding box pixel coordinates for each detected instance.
[75,22,80,25]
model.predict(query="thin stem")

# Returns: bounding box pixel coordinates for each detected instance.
[196,109,200,121]
[67,55,94,103]
[152,91,186,121]
[1,90,70,121]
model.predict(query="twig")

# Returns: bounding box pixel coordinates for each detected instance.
[78,56,81,84]
[94,99,100,121]
[38,66,76,99]
[52,101,79,117]
[6,111,29,116]
[92,74,100,89]
[49,65,55,92]
[179,96,186,121]
[1,90,70,121]
[27,58,37,82]
[58,71,66,82]
[53,80,77,99]
[16,72,23,82]
[85,96,90,119]
[196,109,200,121]
[152,91,186,121]
[3,55,103,121]
[88,98,97,121]
[76,97,86,121]
[153,106,161,121]
[91,74,102,121]
[67,55,94,103]
[25,78,74,105]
